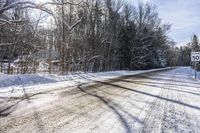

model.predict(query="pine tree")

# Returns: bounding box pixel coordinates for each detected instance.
[191,34,200,52]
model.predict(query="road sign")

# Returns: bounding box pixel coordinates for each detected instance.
[191,52,200,62]
[191,52,200,79]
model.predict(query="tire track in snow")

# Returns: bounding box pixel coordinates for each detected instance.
[160,77,195,133]
[139,75,172,133]
[176,76,200,133]
[139,71,196,133]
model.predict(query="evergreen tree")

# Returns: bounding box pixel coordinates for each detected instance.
[191,34,200,52]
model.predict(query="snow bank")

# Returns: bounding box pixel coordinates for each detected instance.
[164,67,200,81]
[0,74,57,88]
[177,67,200,80]
[0,67,172,92]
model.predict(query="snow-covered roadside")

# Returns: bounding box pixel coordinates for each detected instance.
[0,67,172,93]
[177,67,200,80]
[192,69,200,80]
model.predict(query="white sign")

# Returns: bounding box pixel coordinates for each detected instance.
[191,52,200,62]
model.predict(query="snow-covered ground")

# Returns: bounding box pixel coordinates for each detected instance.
[170,67,200,80]
[1,67,200,133]
[0,67,172,92]
[188,68,200,79]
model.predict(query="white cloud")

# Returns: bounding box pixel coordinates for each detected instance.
[150,0,200,46]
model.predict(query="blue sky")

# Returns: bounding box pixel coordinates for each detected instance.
[138,0,200,46]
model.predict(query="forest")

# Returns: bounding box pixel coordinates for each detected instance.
[177,35,200,70]
[0,0,195,74]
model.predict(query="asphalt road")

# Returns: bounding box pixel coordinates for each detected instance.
[1,67,200,133]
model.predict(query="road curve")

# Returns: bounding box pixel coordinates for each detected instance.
[1,67,200,133]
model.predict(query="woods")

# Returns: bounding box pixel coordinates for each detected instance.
[176,35,200,70]
[0,0,175,74]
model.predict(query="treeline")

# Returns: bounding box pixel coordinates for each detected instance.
[174,35,200,69]
[0,0,175,74]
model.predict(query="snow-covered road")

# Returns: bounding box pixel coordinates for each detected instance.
[1,67,200,133]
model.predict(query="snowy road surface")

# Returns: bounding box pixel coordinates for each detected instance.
[1,67,200,133]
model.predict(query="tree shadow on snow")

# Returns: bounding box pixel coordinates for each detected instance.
[93,80,200,111]
[0,91,48,117]
[120,79,200,97]
[136,73,200,87]
[78,84,143,133]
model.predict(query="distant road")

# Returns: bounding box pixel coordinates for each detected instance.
[1,67,200,133]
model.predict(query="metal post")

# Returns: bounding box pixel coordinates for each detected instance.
[195,62,197,79]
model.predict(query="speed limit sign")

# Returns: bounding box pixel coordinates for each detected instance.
[191,52,200,62]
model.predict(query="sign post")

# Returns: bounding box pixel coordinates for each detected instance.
[195,62,197,79]
[191,52,200,79]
